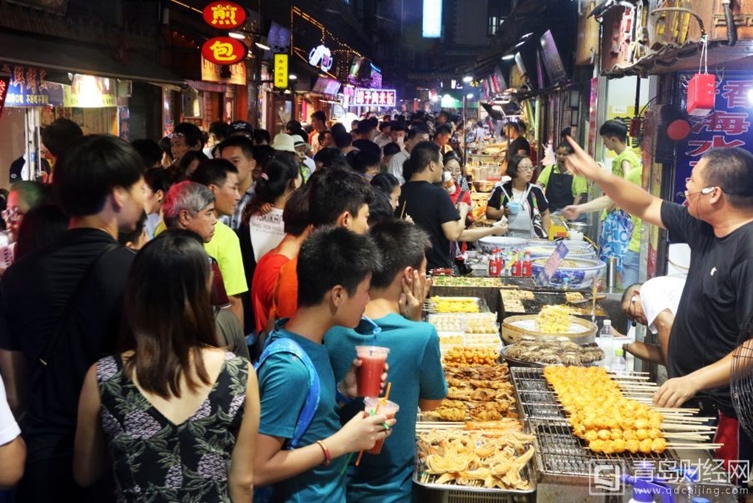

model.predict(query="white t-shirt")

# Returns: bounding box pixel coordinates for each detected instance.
[249,208,286,262]
[0,373,20,446]
[640,275,686,334]
[387,149,409,185]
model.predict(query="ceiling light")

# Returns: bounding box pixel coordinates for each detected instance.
[289,74,298,81]
[501,54,516,61]
[255,42,271,50]
[229,31,246,40]
[521,32,534,39]
[466,93,474,99]
[515,40,527,48]
[462,76,473,83]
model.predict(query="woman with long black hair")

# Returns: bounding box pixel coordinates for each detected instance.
[74,230,259,502]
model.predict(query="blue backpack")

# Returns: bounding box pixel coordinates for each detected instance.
[253,336,321,503]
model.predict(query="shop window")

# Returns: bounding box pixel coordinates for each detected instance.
[487,0,512,36]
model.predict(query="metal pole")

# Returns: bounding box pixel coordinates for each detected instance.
[462,94,467,169]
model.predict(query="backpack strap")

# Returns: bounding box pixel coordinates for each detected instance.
[255,336,321,450]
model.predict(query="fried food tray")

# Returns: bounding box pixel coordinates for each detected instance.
[500,290,606,318]
[412,425,537,495]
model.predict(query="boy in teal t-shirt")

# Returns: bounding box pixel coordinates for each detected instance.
[326,220,448,503]
[254,227,395,503]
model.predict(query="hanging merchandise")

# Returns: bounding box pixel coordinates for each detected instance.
[686,36,715,117]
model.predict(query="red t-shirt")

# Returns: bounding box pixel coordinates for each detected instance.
[272,255,299,321]
[252,252,291,334]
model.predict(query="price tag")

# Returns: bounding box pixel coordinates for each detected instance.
[541,241,569,282]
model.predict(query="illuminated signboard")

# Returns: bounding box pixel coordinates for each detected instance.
[202,2,247,29]
[308,44,333,72]
[274,54,289,89]
[353,88,396,107]
[201,37,247,65]
[5,66,64,107]
[0,76,8,119]
[423,0,442,38]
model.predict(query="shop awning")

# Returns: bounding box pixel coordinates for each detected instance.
[0,31,185,86]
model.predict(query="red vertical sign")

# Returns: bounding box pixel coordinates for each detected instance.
[0,76,9,120]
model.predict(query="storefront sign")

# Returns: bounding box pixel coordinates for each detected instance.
[63,75,118,107]
[674,71,753,204]
[353,88,396,107]
[0,75,8,119]
[308,44,333,72]
[201,57,247,85]
[274,54,289,89]
[202,37,247,65]
[202,2,246,29]
[4,66,64,107]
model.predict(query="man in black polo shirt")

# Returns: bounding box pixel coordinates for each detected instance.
[0,135,145,502]
[565,140,753,481]
[399,142,508,271]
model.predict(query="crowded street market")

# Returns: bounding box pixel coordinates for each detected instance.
[0,0,753,502]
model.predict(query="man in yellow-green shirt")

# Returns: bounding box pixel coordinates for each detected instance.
[562,120,642,286]
[537,142,589,212]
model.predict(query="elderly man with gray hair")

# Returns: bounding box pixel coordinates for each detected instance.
[161,181,249,357]
[162,181,217,243]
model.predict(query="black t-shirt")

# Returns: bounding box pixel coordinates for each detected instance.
[488,181,549,215]
[661,202,753,416]
[508,137,531,159]
[0,228,134,459]
[398,181,460,270]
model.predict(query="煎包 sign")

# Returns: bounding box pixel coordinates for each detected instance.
[202,37,247,65]
[203,2,246,29]
[353,88,396,107]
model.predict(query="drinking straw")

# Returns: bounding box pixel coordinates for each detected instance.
[355,382,392,467]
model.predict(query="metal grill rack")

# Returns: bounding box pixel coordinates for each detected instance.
[509,367,680,482]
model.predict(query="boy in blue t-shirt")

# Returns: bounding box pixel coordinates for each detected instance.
[326,220,448,502]
[254,227,395,503]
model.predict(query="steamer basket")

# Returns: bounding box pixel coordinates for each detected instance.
[501,315,596,345]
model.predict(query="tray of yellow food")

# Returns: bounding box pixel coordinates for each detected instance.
[501,312,597,345]
[425,296,488,314]
[414,426,536,494]
[431,276,503,288]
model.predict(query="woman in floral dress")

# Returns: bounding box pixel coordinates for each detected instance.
[73,229,260,502]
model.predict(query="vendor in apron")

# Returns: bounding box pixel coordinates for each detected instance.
[486,154,552,238]
[537,143,589,213]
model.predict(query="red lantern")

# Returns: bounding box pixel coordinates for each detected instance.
[202,2,247,30]
[202,37,247,65]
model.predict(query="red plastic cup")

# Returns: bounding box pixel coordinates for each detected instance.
[356,346,390,397]
[364,397,399,455]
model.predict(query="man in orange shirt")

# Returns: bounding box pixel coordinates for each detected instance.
[251,187,311,337]
[272,168,373,321]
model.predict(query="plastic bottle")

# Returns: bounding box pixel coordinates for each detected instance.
[522,250,532,277]
[677,468,699,503]
[488,249,501,276]
[600,320,613,367]
[611,347,627,374]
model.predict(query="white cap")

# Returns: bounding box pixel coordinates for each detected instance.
[603,319,611,326]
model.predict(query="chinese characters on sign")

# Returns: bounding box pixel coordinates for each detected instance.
[201,37,246,65]
[352,88,396,107]
[675,72,753,204]
[4,65,64,107]
[274,54,289,89]
[202,2,246,30]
